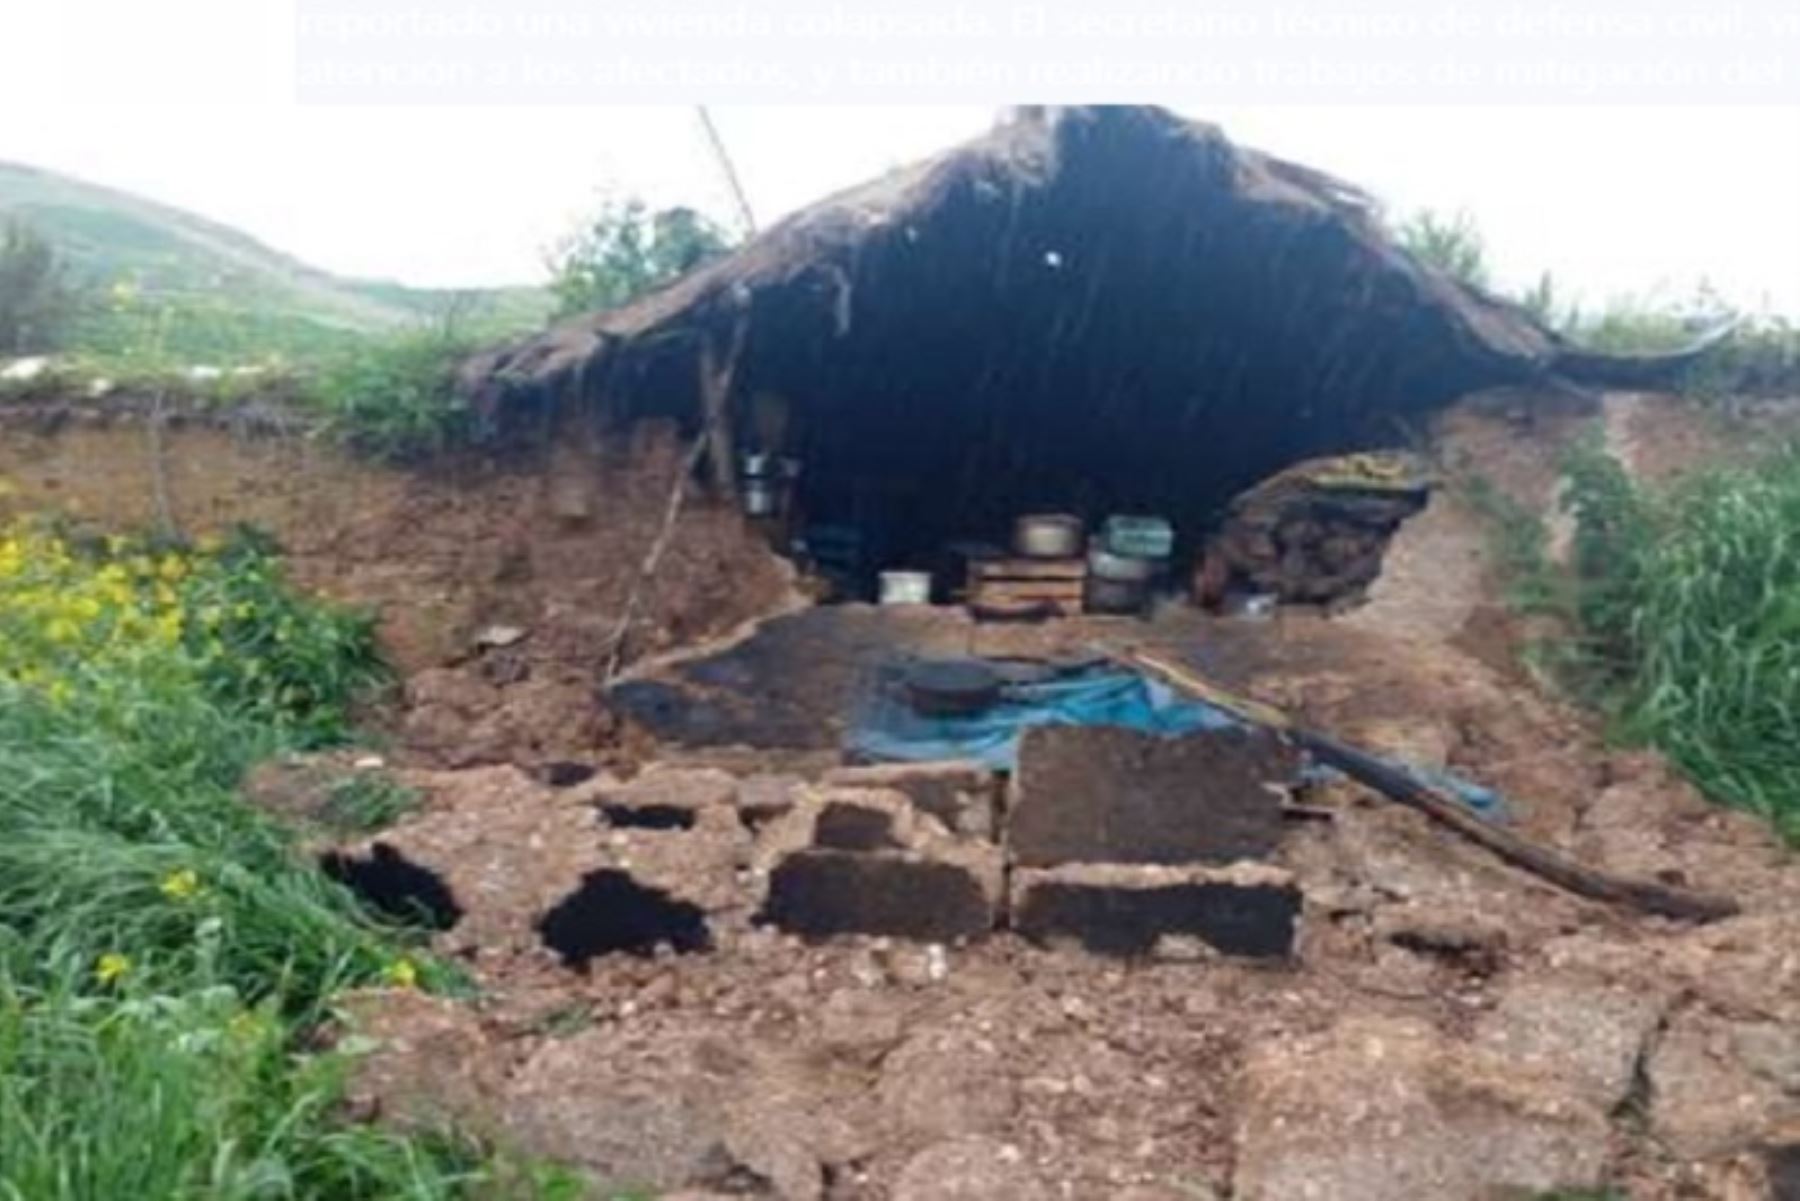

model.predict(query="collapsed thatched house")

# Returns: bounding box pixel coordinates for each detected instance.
[463,106,1698,570]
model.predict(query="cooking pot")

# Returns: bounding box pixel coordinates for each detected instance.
[1013,513,1084,559]
[903,658,1002,717]
[1088,544,1157,583]
[743,478,781,517]
[1084,575,1150,616]
[879,570,933,606]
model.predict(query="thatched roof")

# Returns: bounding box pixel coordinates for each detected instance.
[464,106,1705,422]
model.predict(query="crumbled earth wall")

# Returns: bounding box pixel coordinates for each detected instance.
[0,405,796,767]
[30,383,1800,1199]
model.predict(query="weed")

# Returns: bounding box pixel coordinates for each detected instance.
[1554,435,1800,842]
[321,774,420,836]
[0,516,565,1197]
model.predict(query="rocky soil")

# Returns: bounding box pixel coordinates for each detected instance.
[256,389,1800,1199]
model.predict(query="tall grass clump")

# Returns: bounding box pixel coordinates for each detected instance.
[304,327,479,461]
[0,519,532,1199]
[1560,435,1800,842]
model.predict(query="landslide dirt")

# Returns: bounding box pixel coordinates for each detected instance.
[13,387,1800,1198]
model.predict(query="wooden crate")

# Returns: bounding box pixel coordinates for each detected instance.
[967,556,1087,616]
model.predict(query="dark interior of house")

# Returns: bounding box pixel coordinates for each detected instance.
[607,112,1520,592]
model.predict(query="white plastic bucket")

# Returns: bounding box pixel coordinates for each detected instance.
[879,570,933,606]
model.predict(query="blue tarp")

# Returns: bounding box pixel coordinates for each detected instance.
[849,666,1237,770]
[847,661,1509,821]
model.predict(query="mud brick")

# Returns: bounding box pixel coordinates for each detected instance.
[1008,724,1296,868]
[1011,862,1301,958]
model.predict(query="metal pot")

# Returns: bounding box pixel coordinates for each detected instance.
[1088,544,1157,583]
[878,570,933,606]
[1013,513,1083,559]
[903,658,1001,717]
[743,477,781,517]
[1084,575,1150,616]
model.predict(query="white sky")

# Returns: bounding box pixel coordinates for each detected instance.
[5,2,1799,315]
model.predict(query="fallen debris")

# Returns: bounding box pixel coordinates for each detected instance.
[1011,862,1302,958]
[1008,724,1296,868]
[1127,650,1742,923]
[1233,1015,1612,1201]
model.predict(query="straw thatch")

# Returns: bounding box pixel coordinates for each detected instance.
[458,107,1711,560]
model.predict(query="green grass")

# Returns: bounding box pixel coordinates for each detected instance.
[1476,432,1800,844]
[0,523,558,1198]
[1569,438,1800,842]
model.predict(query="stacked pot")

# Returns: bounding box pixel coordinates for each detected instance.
[1084,516,1173,615]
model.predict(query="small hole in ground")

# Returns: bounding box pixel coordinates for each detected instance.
[320,842,463,930]
[540,761,597,788]
[537,869,711,966]
[599,803,696,830]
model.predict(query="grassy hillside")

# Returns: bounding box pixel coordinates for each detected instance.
[0,161,552,361]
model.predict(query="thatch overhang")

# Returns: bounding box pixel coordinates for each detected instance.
[460,106,1708,560]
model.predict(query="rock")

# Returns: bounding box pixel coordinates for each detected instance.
[892,1137,1044,1201]
[877,1029,1019,1143]
[755,788,1005,943]
[502,1029,736,1193]
[1011,861,1301,958]
[817,987,906,1065]
[472,623,528,650]
[1649,1009,1800,1160]
[1233,1015,1611,1201]
[823,760,999,839]
[1008,724,1296,868]
[1473,970,1668,1111]
[594,765,741,816]
[737,773,809,827]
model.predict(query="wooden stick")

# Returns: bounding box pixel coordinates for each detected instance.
[601,320,747,683]
[1124,650,1741,924]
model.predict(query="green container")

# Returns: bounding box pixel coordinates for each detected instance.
[1103,515,1174,559]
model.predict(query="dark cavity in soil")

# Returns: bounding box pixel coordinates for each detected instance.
[537,869,712,965]
[320,842,463,931]
[599,803,697,830]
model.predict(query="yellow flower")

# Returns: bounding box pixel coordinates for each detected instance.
[95,952,132,985]
[383,958,419,989]
[159,868,201,901]
[227,1009,268,1045]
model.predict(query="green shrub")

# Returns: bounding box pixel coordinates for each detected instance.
[1392,208,1491,290]
[548,198,733,317]
[305,330,477,461]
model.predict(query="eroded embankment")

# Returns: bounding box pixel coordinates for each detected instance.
[0,402,796,771]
